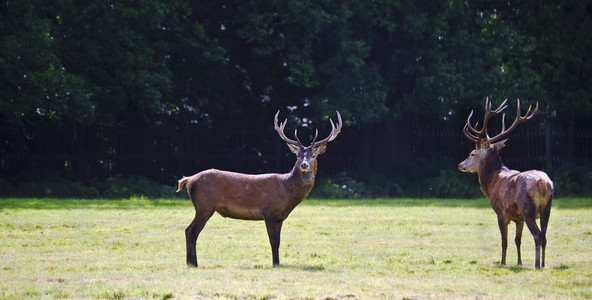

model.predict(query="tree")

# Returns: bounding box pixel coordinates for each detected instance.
[0,1,95,127]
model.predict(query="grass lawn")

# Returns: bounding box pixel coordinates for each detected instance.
[0,197,591,299]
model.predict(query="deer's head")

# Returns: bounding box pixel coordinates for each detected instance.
[274,111,342,173]
[458,98,538,173]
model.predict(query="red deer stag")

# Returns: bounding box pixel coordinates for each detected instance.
[458,98,553,269]
[177,110,342,267]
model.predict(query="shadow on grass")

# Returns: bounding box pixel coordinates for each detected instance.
[275,264,327,272]
[503,265,529,273]
[306,198,491,208]
[491,263,568,273]
[307,197,592,209]
[236,263,327,272]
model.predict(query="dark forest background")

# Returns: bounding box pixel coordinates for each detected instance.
[1,0,591,198]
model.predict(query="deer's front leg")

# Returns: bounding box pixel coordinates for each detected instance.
[497,217,509,265]
[265,219,283,266]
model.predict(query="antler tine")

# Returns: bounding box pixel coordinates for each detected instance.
[293,128,319,146]
[481,98,508,138]
[274,110,301,146]
[463,98,539,145]
[522,99,539,120]
[463,123,480,144]
[488,99,539,143]
[465,110,482,136]
[293,129,303,146]
[463,98,510,146]
[313,111,343,147]
[311,129,319,145]
[488,98,508,114]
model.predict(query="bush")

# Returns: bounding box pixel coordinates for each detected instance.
[102,175,179,199]
[0,178,14,195]
[357,161,481,198]
[310,163,482,199]
[1,175,182,199]
[12,178,100,198]
[4,162,589,199]
[311,172,369,199]
[425,169,482,198]
[552,164,592,197]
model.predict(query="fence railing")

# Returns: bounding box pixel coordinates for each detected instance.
[2,119,591,184]
[413,121,592,171]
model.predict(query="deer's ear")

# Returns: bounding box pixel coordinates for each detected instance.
[286,143,300,154]
[314,143,328,155]
[493,139,508,151]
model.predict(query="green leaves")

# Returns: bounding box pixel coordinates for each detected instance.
[2,0,589,128]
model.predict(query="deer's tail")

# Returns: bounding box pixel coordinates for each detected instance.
[176,176,190,192]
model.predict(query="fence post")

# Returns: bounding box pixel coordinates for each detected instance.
[177,131,185,178]
[545,123,551,171]
[275,134,282,173]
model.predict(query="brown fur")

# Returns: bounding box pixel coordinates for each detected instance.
[459,99,553,268]
[460,142,554,268]
[178,164,316,221]
[178,111,341,267]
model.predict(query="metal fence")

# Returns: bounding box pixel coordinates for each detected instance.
[1,119,591,184]
[413,121,592,172]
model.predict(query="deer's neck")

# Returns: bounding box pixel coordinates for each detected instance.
[286,162,317,202]
[477,150,506,199]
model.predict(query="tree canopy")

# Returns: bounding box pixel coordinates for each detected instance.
[2,0,590,127]
[1,0,591,184]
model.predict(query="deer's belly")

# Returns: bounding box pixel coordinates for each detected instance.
[215,204,263,220]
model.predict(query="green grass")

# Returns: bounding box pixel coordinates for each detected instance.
[1,197,591,299]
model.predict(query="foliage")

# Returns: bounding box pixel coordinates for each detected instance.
[3,163,586,199]
[10,178,100,198]
[425,169,483,198]
[1,0,591,192]
[312,172,369,199]
[552,164,592,197]
[2,0,590,126]
[349,161,482,198]
[2,176,181,199]
[0,0,183,126]
[100,175,180,199]
[310,165,481,199]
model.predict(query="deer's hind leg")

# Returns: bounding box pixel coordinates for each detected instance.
[539,196,552,268]
[520,195,543,269]
[186,207,214,267]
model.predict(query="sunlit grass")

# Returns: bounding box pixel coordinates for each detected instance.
[0,197,590,299]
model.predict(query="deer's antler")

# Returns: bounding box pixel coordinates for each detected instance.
[313,111,342,148]
[274,111,302,148]
[488,99,538,143]
[464,97,508,145]
[463,98,538,146]
[275,110,342,148]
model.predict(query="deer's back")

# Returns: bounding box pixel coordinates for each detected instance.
[489,169,553,220]
[186,169,293,220]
